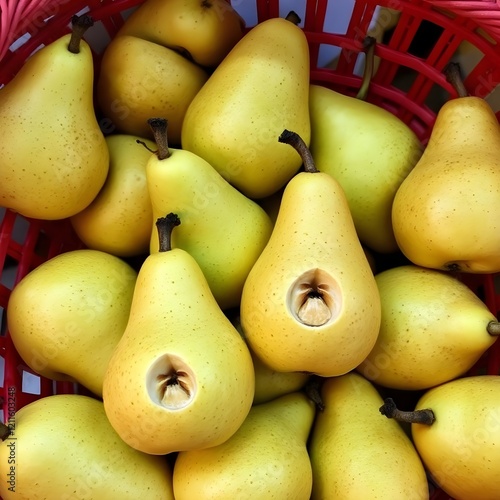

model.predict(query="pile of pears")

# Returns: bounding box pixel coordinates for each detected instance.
[2,1,500,498]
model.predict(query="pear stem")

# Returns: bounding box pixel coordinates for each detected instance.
[156,213,181,252]
[148,118,171,160]
[356,36,376,101]
[0,421,11,441]
[304,375,325,411]
[443,62,469,98]
[285,10,302,25]
[68,14,94,54]
[487,320,500,336]
[278,129,318,173]
[379,397,435,425]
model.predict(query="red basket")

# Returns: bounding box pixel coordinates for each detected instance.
[1,0,500,498]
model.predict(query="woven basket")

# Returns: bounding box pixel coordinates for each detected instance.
[1,1,500,498]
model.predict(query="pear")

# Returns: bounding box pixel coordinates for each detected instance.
[0,394,174,499]
[392,62,500,273]
[102,213,255,455]
[70,134,156,258]
[181,15,311,199]
[309,372,429,500]
[240,130,381,377]
[115,0,246,68]
[7,249,137,397]
[0,15,109,220]
[308,38,423,254]
[146,118,273,311]
[380,375,500,500]
[97,35,209,145]
[357,264,500,390]
[172,391,316,499]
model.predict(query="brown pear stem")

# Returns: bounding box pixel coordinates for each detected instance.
[443,62,469,98]
[278,129,318,173]
[356,36,376,101]
[304,375,325,411]
[285,10,302,25]
[379,397,435,425]
[148,118,171,160]
[0,421,11,441]
[68,14,94,54]
[156,213,181,252]
[487,320,500,336]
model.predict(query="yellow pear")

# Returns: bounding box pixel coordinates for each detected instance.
[181,15,311,199]
[7,249,137,397]
[115,0,246,68]
[0,394,174,499]
[240,130,381,377]
[70,134,156,257]
[0,14,109,220]
[380,375,500,500]
[146,118,273,311]
[102,213,255,455]
[309,372,429,499]
[97,35,209,145]
[392,62,500,273]
[173,391,316,499]
[357,264,500,390]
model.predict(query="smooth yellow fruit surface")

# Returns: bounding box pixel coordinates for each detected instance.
[173,392,315,499]
[309,372,429,499]
[0,394,174,499]
[7,249,137,397]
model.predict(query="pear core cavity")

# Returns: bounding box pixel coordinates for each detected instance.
[147,354,196,410]
[287,269,341,327]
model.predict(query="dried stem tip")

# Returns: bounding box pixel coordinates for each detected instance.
[156,213,181,253]
[0,421,11,441]
[278,129,318,173]
[443,62,469,99]
[487,320,500,336]
[148,118,171,160]
[379,397,435,425]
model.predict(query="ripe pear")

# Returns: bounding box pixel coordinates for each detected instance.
[0,15,109,220]
[240,130,381,377]
[115,0,246,68]
[392,62,500,273]
[146,118,273,311]
[380,375,500,500]
[309,82,422,254]
[181,15,311,199]
[97,35,209,145]
[173,391,316,499]
[7,249,137,397]
[0,394,174,499]
[70,134,156,257]
[102,214,255,455]
[309,372,429,500]
[357,264,500,390]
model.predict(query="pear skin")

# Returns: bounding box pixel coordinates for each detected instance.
[357,264,499,390]
[0,394,174,499]
[172,392,316,499]
[309,373,429,500]
[309,84,423,254]
[102,215,255,455]
[7,249,137,397]
[0,15,109,220]
[392,95,500,273]
[70,134,156,257]
[240,131,381,377]
[181,17,311,199]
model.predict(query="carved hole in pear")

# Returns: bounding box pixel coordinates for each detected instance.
[147,354,196,410]
[287,269,341,327]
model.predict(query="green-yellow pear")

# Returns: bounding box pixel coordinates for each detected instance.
[102,213,255,455]
[0,394,174,499]
[392,62,500,273]
[309,81,422,254]
[173,391,316,499]
[7,249,137,397]
[0,14,109,220]
[309,372,429,500]
[357,264,500,390]
[146,118,273,311]
[97,35,209,145]
[181,15,311,199]
[380,375,500,500]
[70,134,156,257]
[115,0,246,68]
[240,130,381,377]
